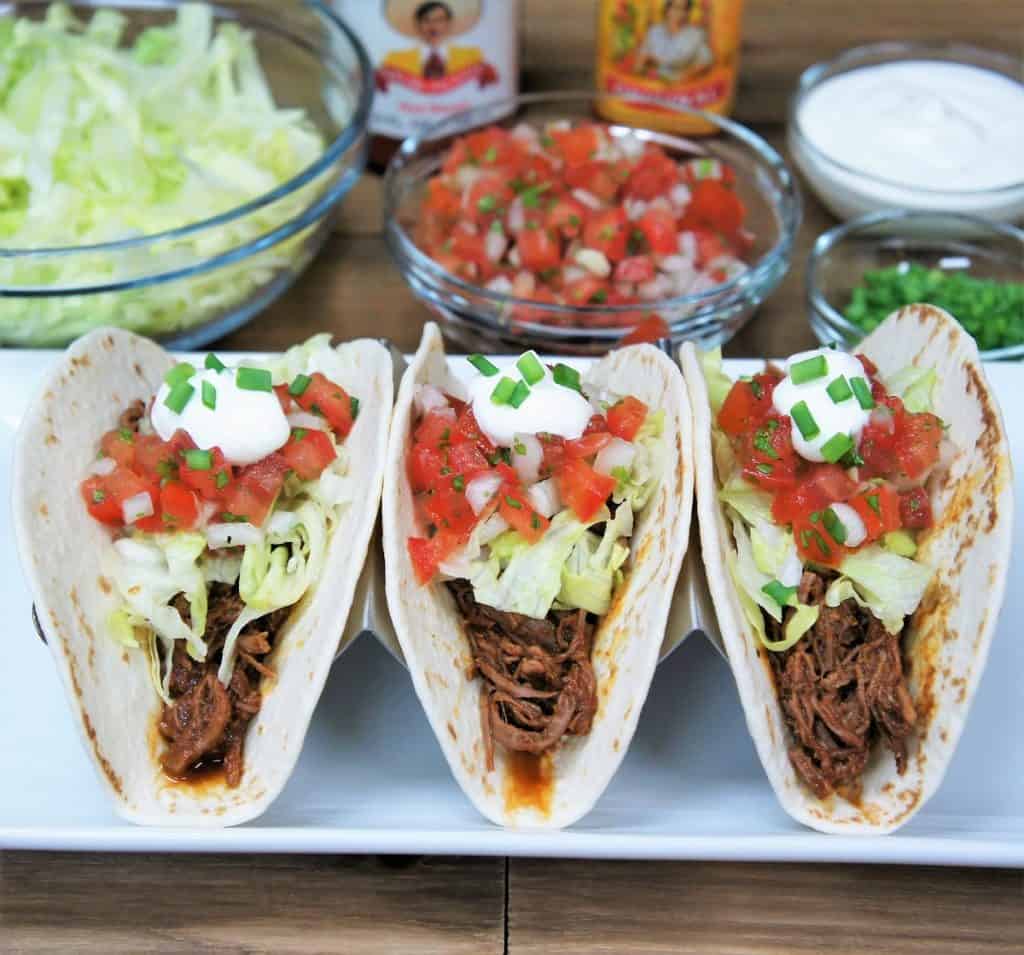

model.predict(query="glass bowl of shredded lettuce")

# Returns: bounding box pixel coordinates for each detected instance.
[808,210,1024,360]
[0,1,371,347]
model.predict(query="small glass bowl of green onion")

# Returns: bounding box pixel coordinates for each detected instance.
[807,210,1024,360]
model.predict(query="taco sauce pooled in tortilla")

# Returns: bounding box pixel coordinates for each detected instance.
[79,348,362,786]
[709,346,944,799]
[405,351,665,776]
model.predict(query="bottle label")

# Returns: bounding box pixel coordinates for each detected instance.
[596,0,744,130]
[335,1,518,140]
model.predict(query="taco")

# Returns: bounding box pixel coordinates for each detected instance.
[13,329,392,826]
[383,323,693,828]
[682,304,1012,833]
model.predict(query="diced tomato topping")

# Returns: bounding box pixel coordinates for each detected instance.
[180,447,233,501]
[717,374,781,437]
[99,429,137,469]
[564,160,619,203]
[516,226,562,272]
[408,534,450,585]
[81,474,122,525]
[158,481,199,531]
[740,415,799,491]
[545,196,588,239]
[564,276,609,306]
[133,434,178,482]
[636,206,678,256]
[624,148,680,200]
[551,125,601,167]
[465,174,515,225]
[895,411,943,480]
[274,384,293,414]
[684,179,745,237]
[564,431,612,459]
[849,483,901,542]
[793,515,839,566]
[618,314,671,346]
[281,427,337,481]
[447,441,492,482]
[613,255,656,284]
[606,396,649,441]
[221,453,288,526]
[292,372,356,439]
[498,484,549,543]
[770,464,857,525]
[899,487,933,529]
[558,457,616,522]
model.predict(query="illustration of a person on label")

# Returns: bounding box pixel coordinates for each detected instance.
[376,1,499,91]
[637,0,712,81]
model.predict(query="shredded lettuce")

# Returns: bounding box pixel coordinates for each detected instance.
[698,346,733,415]
[832,547,934,634]
[882,529,917,558]
[558,502,633,615]
[611,411,664,510]
[885,365,937,414]
[0,3,333,345]
[719,473,773,526]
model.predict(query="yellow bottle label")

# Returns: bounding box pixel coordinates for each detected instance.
[596,0,745,134]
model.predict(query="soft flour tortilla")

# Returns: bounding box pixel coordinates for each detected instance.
[683,305,1013,834]
[13,328,393,827]
[382,323,694,829]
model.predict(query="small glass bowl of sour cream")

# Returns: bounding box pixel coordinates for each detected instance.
[788,43,1024,231]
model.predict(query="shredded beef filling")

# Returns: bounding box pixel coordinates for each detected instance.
[117,399,146,433]
[767,570,917,800]
[158,586,291,787]
[447,580,599,771]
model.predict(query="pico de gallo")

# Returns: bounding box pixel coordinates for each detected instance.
[79,336,361,787]
[415,120,752,336]
[703,345,943,798]
[406,350,665,765]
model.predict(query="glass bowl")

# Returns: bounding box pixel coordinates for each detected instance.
[384,91,800,355]
[788,42,1024,228]
[0,1,372,348]
[807,210,1024,360]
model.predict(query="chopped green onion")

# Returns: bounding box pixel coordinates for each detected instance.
[201,380,217,410]
[851,376,875,410]
[236,367,272,392]
[215,471,230,490]
[504,495,522,509]
[520,183,551,208]
[204,353,226,372]
[292,428,308,441]
[866,493,881,515]
[118,427,134,442]
[826,375,853,403]
[289,373,311,397]
[164,362,195,388]
[483,145,498,163]
[477,194,497,213]
[516,351,545,386]
[821,432,854,463]
[468,354,499,377]
[183,449,212,471]
[790,400,820,440]
[756,463,773,475]
[530,513,542,529]
[164,381,194,414]
[789,355,828,384]
[552,363,581,392]
[513,438,527,456]
[753,427,779,459]
[762,580,797,607]
[822,507,848,544]
[491,376,517,405]
[509,380,531,408]
[749,379,764,399]
[453,475,465,492]
[92,488,106,504]
[350,396,360,419]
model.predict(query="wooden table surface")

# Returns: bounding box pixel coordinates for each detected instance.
[3,1,1023,952]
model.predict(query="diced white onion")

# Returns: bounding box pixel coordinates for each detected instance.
[526,478,561,518]
[477,512,510,545]
[669,183,692,208]
[455,164,485,190]
[507,246,521,267]
[413,384,452,418]
[594,437,636,477]
[90,456,116,476]
[546,119,571,133]
[575,248,612,278]
[870,406,895,433]
[658,254,691,275]
[511,122,539,144]
[485,275,514,295]
[485,229,507,262]
[287,411,327,431]
[121,491,154,525]
[624,198,648,221]
[615,132,646,159]
[639,275,672,300]
[466,473,503,515]
[830,502,867,548]
[511,433,543,485]
[677,231,697,261]
[206,522,263,550]
[778,550,804,588]
[266,510,300,537]
[649,196,673,213]
[562,265,586,284]
[114,537,163,566]
[506,197,526,233]
[317,471,350,506]
[572,188,602,211]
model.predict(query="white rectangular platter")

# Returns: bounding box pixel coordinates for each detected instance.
[2,352,1021,866]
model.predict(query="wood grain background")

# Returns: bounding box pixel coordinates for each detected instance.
[4,1,1023,952]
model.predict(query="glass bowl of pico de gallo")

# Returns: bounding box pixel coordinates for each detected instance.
[384,92,801,354]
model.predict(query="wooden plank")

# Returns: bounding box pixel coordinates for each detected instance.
[507,859,1024,954]
[0,852,505,955]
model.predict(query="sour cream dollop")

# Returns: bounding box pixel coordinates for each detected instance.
[151,365,290,465]
[467,355,593,448]
[772,348,871,463]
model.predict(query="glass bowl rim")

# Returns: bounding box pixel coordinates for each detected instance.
[0,0,373,259]
[788,41,1024,199]
[806,208,1024,360]
[384,89,802,330]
